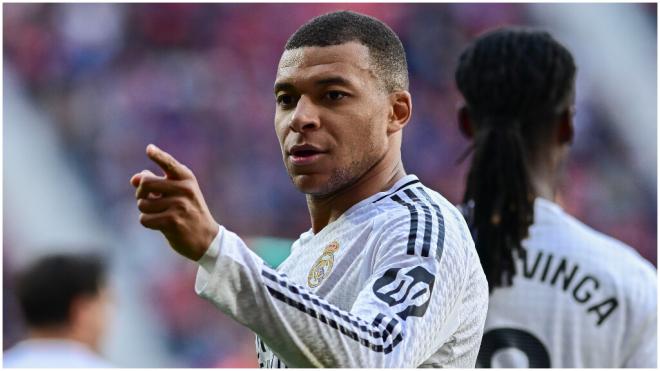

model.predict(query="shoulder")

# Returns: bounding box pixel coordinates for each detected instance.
[367,181,488,313]
[532,201,656,294]
[554,209,652,275]
[371,183,466,231]
[370,182,477,270]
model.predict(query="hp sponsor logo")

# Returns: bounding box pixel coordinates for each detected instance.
[372,266,435,320]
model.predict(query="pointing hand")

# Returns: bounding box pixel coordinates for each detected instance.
[130,144,219,261]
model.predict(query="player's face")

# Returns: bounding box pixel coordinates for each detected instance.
[274,42,391,196]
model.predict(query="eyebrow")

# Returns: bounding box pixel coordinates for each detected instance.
[273,82,294,94]
[273,76,354,94]
[315,76,352,87]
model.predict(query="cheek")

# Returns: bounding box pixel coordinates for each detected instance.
[359,107,389,147]
[274,119,288,147]
[334,115,385,161]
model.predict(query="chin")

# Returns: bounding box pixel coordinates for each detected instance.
[291,173,328,194]
[291,168,357,197]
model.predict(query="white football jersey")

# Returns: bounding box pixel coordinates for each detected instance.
[477,198,657,368]
[3,339,113,368]
[195,174,489,367]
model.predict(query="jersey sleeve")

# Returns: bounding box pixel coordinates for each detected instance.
[194,212,487,368]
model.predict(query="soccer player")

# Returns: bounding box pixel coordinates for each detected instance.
[454,27,657,367]
[4,254,113,368]
[130,11,488,368]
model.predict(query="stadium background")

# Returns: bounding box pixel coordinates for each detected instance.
[3,3,656,367]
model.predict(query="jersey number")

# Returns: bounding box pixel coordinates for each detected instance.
[476,328,550,368]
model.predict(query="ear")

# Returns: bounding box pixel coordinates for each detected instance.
[387,91,412,134]
[557,106,574,144]
[458,104,474,139]
[69,295,90,329]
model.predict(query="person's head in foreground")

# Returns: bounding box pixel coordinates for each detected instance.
[14,253,111,352]
[455,27,576,290]
[274,10,412,201]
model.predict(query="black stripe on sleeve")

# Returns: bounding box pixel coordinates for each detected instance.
[263,271,380,336]
[403,189,433,257]
[265,285,401,354]
[261,269,403,353]
[415,188,446,262]
[390,194,418,256]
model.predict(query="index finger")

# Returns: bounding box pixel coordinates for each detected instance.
[146,144,190,180]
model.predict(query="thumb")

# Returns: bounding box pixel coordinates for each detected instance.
[130,169,157,188]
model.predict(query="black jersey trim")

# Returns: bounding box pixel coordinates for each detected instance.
[403,189,433,257]
[372,179,420,204]
[415,188,446,262]
[389,187,446,261]
[265,286,403,354]
[261,269,403,353]
[391,194,419,256]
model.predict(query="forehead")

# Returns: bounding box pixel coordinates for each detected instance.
[275,42,375,87]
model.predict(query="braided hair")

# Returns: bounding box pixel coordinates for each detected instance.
[455,28,576,291]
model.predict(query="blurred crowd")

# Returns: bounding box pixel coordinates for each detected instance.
[3,3,656,367]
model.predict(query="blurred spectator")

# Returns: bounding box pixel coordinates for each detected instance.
[4,254,113,368]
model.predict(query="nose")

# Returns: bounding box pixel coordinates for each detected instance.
[289,95,321,133]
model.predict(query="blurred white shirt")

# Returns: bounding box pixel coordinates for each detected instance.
[3,339,113,368]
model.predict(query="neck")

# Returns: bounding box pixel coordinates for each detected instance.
[29,326,76,343]
[306,150,406,234]
[530,174,555,202]
[529,153,563,202]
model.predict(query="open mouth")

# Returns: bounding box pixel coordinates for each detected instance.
[289,145,325,164]
[291,148,320,157]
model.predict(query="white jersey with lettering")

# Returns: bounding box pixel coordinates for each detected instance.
[476,198,657,368]
[194,174,489,368]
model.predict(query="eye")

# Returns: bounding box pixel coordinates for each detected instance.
[276,94,296,108]
[325,91,347,101]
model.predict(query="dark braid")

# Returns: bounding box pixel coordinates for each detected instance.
[455,28,576,292]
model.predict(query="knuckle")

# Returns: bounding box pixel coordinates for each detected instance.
[135,185,144,199]
[139,214,150,227]
[140,176,156,188]
[180,181,195,197]
[138,174,150,186]
[136,185,151,199]
[171,197,185,211]
[176,200,192,215]
[169,215,183,230]
[138,199,158,213]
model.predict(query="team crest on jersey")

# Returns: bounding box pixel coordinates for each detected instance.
[307,241,339,288]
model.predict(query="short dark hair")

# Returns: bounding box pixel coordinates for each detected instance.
[285,10,408,92]
[15,254,107,328]
[455,28,576,292]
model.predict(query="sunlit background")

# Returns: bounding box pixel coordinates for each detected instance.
[3,3,656,367]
